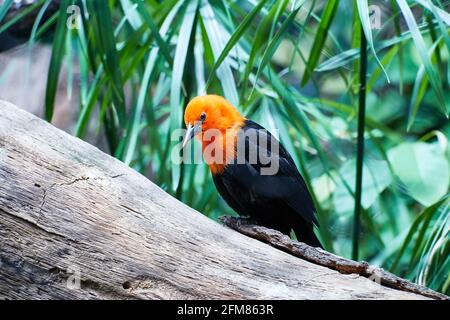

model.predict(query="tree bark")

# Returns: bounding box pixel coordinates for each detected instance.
[0,100,444,300]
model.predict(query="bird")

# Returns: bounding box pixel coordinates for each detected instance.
[183,95,322,248]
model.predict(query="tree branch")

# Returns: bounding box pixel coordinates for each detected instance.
[220,216,448,300]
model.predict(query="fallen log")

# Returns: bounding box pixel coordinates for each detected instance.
[0,100,444,300]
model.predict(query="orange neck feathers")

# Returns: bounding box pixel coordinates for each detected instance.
[201,122,244,175]
[184,95,245,175]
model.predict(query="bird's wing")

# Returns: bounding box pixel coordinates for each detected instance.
[229,120,318,225]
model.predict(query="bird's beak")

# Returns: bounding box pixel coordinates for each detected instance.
[182,122,202,148]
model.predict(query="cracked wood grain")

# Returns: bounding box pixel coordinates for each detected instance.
[0,100,442,300]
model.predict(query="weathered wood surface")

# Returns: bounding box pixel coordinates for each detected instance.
[0,100,437,300]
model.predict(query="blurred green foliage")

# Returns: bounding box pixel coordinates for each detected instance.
[1,0,449,294]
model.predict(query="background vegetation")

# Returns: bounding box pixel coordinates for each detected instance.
[0,0,449,294]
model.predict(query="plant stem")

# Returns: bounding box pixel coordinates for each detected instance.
[352,23,367,261]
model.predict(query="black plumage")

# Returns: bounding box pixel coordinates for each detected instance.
[212,120,322,248]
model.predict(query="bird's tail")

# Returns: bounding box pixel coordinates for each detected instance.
[292,221,323,249]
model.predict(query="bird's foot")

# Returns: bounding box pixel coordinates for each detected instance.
[219,216,260,228]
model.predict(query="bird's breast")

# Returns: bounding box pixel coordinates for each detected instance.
[201,127,240,175]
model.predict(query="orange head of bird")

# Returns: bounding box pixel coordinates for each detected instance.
[182,95,245,148]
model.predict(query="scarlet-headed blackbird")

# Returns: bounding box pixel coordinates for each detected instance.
[183,95,322,248]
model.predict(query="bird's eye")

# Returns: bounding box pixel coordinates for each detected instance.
[200,112,207,121]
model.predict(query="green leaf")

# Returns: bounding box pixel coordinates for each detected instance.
[120,0,142,30]
[134,0,173,65]
[252,3,303,96]
[0,0,13,24]
[35,10,58,39]
[407,64,428,131]
[389,198,448,273]
[427,1,450,86]
[415,0,450,26]
[122,1,182,165]
[0,0,46,34]
[87,0,127,124]
[396,0,447,116]
[356,0,390,83]
[316,26,434,72]
[240,0,289,102]
[407,37,444,131]
[194,26,206,95]
[45,0,70,122]
[389,0,404,94]
[388,142,450,206]
[301,0,339,86]
[366,45,397,92]
[74,66,105,137]
[204,0,270,90]
[333,159,392,213]
[316,48,360,72]
[170,0,198,191]
[200,1,238,106]
[269,72,333,175]
[27,0,53,79]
